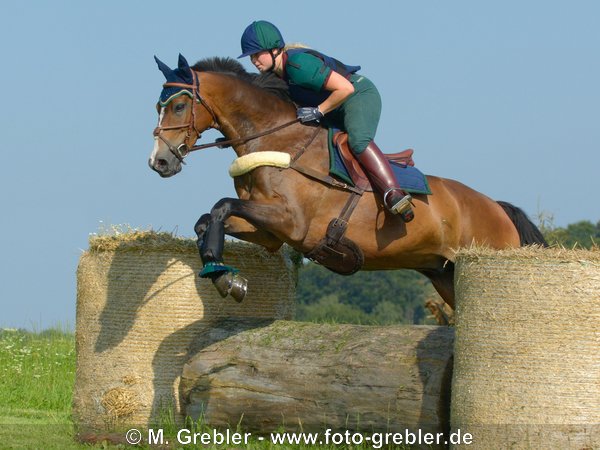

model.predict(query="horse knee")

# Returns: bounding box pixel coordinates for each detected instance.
[194,213,211,237]
[210,198,235,222]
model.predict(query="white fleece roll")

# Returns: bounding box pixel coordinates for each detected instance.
[228,151,291,177]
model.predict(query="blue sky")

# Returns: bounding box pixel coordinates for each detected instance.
[1,1,599,329]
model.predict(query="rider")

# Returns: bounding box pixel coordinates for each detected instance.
[238,20,414,222]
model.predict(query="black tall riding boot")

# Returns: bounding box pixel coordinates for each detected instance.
[355,141,414,222]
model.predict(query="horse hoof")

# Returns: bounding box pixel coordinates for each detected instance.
[211,272,247,302]
[212,272,233,298]
[230,274,248,303]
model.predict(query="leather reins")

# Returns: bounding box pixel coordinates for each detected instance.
[153,70,301,164]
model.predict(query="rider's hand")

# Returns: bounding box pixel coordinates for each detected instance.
[296,107,324,124]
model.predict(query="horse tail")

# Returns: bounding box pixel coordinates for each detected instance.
[497,201,548,247]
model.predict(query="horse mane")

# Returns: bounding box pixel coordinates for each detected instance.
[192,57,292,103]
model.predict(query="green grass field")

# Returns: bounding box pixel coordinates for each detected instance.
[0,328,414,450]
[0,327,87,449]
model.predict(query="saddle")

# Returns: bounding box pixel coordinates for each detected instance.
[332,131,415,191]
[305,131,425,276]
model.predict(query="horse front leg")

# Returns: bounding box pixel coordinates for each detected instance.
[194,197,298,302]
[196,217,251,302]
[194,214,284,249]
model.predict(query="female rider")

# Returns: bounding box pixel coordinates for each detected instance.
[238,20,414,222]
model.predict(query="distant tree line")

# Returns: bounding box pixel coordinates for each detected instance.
[541,220,599,249]
[296,219,599,325]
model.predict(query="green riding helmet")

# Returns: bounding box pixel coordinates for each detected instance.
[239,20,285,58]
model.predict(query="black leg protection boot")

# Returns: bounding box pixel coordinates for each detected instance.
[355,141,414,222]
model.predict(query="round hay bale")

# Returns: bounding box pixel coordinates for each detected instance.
[73,231,297,436]
[451,246,600,449]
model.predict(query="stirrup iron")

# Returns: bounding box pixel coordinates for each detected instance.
[384,189,414,220]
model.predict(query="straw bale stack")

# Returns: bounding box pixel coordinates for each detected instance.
[73,231,297,437]
[451,246,600,450]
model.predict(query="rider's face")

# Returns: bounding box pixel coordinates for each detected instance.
[250,50,273,72]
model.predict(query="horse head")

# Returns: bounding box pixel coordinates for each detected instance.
[149,54,217,177]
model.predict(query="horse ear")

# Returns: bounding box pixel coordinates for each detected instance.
[177,53,194,84]
[154,56,173,79]
[178,53,190,70]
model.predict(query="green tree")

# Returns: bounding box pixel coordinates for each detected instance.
[296,262,435,324]
[543,220,599,248]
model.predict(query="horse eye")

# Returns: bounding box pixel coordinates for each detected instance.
[174,103,186,113]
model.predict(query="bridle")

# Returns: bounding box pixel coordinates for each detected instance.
[153,70,218,164]
[153,69,300,164]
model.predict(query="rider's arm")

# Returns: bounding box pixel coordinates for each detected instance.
[318,70,354,114]
[286,52,355,114]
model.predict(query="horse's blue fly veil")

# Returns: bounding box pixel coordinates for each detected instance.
[155,54,196,107]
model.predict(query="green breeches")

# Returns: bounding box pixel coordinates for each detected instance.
[327,74,382,154]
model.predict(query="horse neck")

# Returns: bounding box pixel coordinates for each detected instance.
[199,72,309,157]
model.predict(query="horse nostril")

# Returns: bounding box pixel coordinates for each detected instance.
[149,157,168,174]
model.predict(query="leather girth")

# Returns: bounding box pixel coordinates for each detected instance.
[305,185,366,275]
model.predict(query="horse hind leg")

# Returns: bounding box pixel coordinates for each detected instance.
[425,298,455,325]
[419,263,456,310]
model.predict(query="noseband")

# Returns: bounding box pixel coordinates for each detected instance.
[153,69,302,164]
[153,70,219,164]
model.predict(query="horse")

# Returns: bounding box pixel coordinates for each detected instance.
[149,54,547,307]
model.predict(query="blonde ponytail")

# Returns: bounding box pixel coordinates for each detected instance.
[283,42,311,51]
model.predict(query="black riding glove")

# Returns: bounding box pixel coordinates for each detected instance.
[296,106,324,123]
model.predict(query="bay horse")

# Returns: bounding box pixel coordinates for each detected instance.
[149,54,547,306]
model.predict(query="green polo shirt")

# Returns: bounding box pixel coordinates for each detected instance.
[286,52,332,91]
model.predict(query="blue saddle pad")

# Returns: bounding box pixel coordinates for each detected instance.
[329,138,432,195]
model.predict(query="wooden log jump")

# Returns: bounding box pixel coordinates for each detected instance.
[181,319,454,439]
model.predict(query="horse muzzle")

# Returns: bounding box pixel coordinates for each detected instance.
[148,157,182,178]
